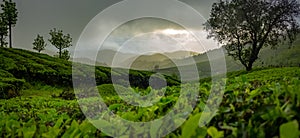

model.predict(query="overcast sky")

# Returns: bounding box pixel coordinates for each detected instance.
[13,0,218,57]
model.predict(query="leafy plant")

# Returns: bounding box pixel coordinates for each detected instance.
[33,34,47,53]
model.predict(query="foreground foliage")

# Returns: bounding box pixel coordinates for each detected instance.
[0,67,299,137]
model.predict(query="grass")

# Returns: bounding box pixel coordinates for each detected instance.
[21,87,62,98]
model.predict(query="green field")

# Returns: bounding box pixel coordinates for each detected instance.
[1,48,300,137]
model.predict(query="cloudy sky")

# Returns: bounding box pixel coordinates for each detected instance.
[13,0,219,58]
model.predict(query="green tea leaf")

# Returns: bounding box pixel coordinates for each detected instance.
[207,126,224,138]
[181,113,206,138]
[280,120,299,138]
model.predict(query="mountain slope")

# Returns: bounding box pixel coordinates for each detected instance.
[0,48,180,99]
[76,49,199,70]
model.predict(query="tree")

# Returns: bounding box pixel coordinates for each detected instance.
[32,34,47,53]
[60,49,70,60]
[0,14,8,47]
[48,28,72,59]
[1,0,18,48]
[54,49,71,60]
[205,0,300,71]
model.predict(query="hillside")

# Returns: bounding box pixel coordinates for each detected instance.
[0,47,299,137]
[75,49,198,70]
[0,48,180,99]
[159,37,300,80]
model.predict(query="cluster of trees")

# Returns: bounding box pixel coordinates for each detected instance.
[0,0,71,60]
[32,28,72,60]
[0,0,17,48]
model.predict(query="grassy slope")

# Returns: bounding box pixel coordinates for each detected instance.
[0,48,180,98]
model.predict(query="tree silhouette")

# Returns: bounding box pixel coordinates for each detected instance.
[61,49,70,60]
[1,0,18,48]
[0,14,8,47]
[48,28,72,59]
[33,34,47,53]
[205,0,300,71]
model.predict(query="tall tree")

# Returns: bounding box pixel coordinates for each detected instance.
[1,0,18,48]
[33,34,47,53]
[48,28,72,59]
[0,14,8,47]
[205,0,300,71]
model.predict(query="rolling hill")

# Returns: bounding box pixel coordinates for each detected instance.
[75,49,198,70]
[90,36,300,78]
[158,37,300,80]
[0,48,180,99]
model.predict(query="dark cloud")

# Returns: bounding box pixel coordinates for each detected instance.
[14,0,121,51]
[12,0,217,54]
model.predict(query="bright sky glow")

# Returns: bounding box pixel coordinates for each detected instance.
[161,29,189,35]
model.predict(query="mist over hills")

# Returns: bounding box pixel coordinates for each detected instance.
[72,36,300,80]
[73,49,199,70]
[157,36,300,80]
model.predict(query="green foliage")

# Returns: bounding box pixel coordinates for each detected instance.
[280,120,299,138]
[0,97,91,137]
[207,126,224,138]
[0,69,25,99]
[97,84,127,97]
[55,88,75,100]
[60,49,70,60]
[0,47,73,87]
[0,67,300,137]
[33,34,47,53]
[1,0,18,48]
[0,15,8,47]
[181,113,207,138]
[1,47,299,137]
[0,48,180,99]
[54,49,71,60]
[48,28,72,59]
[205,0,300,71]
[0,0,17,25]
[175,67,300,138]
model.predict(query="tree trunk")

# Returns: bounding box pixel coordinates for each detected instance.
[246,66,252,71]
[59,48,62,58]
[8,24,12,48]
[0,34,3,47]
[246,61,254,71]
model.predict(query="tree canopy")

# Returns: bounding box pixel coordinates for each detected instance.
[33,34,47,53]
[1,0,18,48]
[48,28,72,59]
[205,0,300,71]
[0,14,8,47]
[61,49,70,60]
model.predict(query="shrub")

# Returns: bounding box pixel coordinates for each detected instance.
[0,78,25,99]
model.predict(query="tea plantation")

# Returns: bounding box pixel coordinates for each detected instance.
[0,48,300,137]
